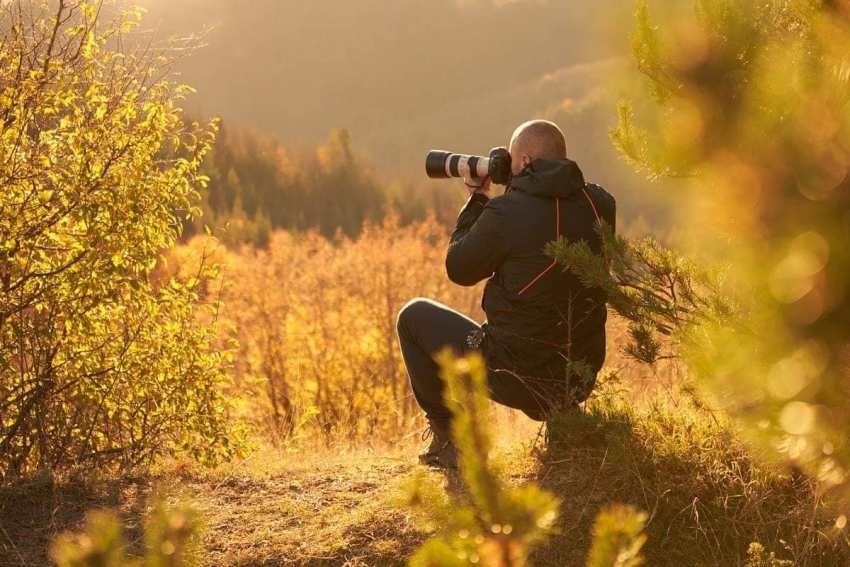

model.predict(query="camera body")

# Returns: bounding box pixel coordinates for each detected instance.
[425,147,512,185]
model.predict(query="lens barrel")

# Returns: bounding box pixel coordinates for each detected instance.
[425,150,490,180]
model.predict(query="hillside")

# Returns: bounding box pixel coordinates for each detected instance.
[133,0,628,157]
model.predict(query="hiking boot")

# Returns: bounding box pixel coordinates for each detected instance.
[418,419,458,469]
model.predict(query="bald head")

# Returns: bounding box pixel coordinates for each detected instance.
[508,120,567,175]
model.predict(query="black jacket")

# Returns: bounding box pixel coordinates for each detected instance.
[446,158,616,402]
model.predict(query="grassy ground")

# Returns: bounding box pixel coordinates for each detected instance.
[0,449,424,566]
[1,395,848,566]
[535,398,840,566]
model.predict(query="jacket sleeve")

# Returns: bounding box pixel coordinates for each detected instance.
[445,193,509,286]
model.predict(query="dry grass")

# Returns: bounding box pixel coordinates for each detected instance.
[0,448,425,566]
[0,408,540,566]
[165,218,485,446]
[3,397,846,566]
[190,452,424,565]
[533,397,845,566]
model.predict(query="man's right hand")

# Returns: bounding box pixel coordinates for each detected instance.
[464,175,492,199]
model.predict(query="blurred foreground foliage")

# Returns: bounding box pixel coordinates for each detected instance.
[407,352,560,567]
[0,1,239,478]
[561,0,850,512]
[50,498,201,567]
[407,353,649,567]
[585,504,647,567]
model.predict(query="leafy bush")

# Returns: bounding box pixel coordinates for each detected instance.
[0,1,238,478]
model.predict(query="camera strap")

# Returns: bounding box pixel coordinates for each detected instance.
[516,186,602,296]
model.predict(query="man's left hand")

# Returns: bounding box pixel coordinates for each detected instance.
[464,175,492,198]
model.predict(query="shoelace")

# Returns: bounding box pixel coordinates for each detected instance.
[420,425,451,454]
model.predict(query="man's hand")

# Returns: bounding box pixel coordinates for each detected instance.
[464,175,492,198]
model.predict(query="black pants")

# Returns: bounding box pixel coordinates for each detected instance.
[396,298,550,423]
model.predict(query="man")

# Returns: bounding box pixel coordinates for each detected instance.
[396,120,616,468]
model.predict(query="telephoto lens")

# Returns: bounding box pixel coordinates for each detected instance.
[425,151,490,180]
[425,147,512,185]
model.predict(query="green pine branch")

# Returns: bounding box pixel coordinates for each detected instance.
[545,225,732,365]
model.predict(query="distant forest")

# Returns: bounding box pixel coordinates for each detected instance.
[187,87,674,248]
[184,123,462,246]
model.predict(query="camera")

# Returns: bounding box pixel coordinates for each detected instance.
[425,147,512,185]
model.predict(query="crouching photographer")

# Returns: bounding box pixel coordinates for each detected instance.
[396,120,616,469]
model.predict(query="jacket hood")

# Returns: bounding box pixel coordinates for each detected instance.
[509,159,586,198]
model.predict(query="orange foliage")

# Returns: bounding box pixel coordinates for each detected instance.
[172,214,483,445]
